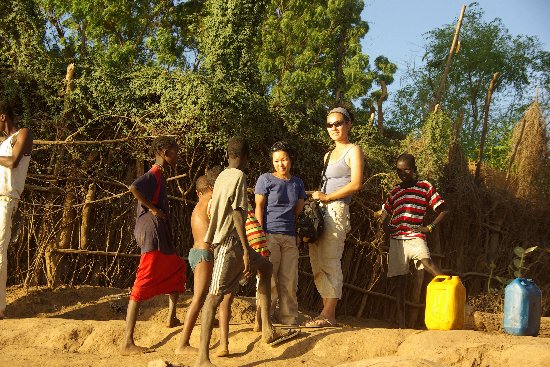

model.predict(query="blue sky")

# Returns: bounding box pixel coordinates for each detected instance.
[361,0,550,94]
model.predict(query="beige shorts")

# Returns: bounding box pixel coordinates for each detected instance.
[387,237,431,277]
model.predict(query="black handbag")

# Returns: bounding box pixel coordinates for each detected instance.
[297,150,332,245]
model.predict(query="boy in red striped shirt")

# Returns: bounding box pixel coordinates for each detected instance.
[380,153,449,328]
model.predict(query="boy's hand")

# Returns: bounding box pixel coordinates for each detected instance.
[151,207,167,220]
[242,251,251,278]
[412,226,429,234]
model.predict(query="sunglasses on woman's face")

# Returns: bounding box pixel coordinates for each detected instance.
[326,120,346,129]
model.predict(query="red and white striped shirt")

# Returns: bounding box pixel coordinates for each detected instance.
[382,180,444,240]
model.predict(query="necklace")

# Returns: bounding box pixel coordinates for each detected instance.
[154,163,168,179]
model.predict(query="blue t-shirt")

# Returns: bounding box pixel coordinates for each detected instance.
[254,173,306,235]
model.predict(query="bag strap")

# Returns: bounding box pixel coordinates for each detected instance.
[319,149,333,192]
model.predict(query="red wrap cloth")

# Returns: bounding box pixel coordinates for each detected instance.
[130,250,187,302]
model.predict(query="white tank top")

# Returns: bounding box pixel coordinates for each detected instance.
[0,130,31,199]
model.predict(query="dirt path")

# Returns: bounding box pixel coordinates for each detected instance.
[1,286,549,367]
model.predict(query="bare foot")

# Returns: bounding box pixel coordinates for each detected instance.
[214,346,229,357]
[167,316,182,328]
[174,344,198,355]
[253,323,261,332]
[120,342,148,355]
[262,326,282,343]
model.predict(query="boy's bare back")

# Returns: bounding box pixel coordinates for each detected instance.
[191,197,212,251]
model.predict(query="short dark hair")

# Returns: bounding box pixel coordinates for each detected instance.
[227,136,249,159]
[151,136,177,155]
[0,100,15,121]
[396,153,417,171]
[195,175,210,194]
[206,165,223,187]
[270,140,296,164]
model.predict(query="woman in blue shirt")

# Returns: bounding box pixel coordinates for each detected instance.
[254,141,306,326]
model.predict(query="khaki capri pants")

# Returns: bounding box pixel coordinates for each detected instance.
[308,201,350,299]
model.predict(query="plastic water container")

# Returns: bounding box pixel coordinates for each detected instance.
[425,275,466,330]
[503,278,541,336]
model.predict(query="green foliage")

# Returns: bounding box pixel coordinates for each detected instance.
[388,2,549,164]
[511,246,538,278]
[39,0,204,68]
[491,246,538,287]
[258,0,372,121]
[401,110,453,184]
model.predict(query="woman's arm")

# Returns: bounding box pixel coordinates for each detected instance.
[254,194,267,228]
[312,145,364,202]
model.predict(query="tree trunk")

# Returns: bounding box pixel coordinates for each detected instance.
[333,26,348,104]
[45,63,75,287]
[377,80,387,135]
[475,72,500,182]
[430,5,466,112]
[80,183,96,250]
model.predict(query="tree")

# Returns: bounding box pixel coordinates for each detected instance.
[389,2,549,161]
[38,0,205,68]
[369,55,397,134]
[258,0,373,125]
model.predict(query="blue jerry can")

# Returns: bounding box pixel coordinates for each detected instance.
[503,278,542,336]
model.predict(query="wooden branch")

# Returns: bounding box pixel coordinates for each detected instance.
[48,247,190,260]
[24,184,64,193]
[430,5,466,111]
[475,72,500,181]
[299,270,425,308]
[442,269,490,279]
[479,221,506,234]
[49,248,140,259]
[377,80,387,135]
[30,135,177,146]
[166,173,188,182]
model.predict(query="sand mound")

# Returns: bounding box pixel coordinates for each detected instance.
[1,286,549,367]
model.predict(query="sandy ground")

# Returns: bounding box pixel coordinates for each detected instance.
[1,286,549,367]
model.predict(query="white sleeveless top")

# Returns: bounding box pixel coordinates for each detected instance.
[0,130,31,199]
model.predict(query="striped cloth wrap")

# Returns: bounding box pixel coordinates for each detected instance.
[245,203,270,257]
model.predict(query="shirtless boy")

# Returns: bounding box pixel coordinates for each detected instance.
[176,167,233,357]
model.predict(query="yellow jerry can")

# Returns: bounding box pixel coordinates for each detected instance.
[425,275,466,330]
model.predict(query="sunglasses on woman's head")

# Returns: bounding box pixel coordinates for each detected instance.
[326,120,346,129]
[271,141,292,152]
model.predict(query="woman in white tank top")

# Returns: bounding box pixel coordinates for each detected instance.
[0,101,32,319]
[305,106,364,327]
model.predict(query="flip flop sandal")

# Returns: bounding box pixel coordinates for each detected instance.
[300,317,339,329]
[268,329,300,346]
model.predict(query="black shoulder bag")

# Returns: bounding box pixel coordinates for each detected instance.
[297,150,333,245]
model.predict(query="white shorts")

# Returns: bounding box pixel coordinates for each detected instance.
[387,237,431,277]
